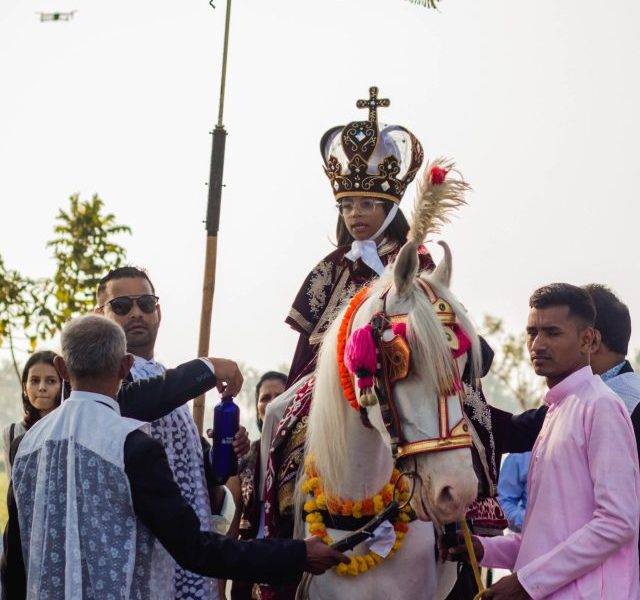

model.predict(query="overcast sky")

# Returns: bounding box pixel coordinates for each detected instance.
[1,0,638,392]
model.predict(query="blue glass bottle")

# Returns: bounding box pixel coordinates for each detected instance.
[209,395,240,484]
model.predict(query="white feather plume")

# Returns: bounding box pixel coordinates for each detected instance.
[409,157,470,245]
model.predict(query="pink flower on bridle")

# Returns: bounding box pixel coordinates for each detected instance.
[344,324,377,388]
[344,324,378,406]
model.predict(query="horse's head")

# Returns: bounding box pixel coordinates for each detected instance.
[347,239,479,526]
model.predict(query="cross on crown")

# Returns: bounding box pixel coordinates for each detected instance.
[356,86,390,124]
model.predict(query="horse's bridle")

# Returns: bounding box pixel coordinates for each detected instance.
[346,277,473,462]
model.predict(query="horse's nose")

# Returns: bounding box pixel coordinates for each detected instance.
[436,485,459,520]
[434,482,476,524]
[438,485,455,505]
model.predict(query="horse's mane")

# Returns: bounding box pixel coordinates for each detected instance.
[424,273,481,384]
[305,268,480,500]
[304,298,351,501]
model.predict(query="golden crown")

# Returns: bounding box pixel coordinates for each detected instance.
[320,87,424,205]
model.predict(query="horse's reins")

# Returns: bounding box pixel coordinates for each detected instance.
[460,519,486,600]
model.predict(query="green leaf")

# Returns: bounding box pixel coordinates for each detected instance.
[0,193,131,351]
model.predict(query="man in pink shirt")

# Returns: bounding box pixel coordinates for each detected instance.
[449,283,640,599]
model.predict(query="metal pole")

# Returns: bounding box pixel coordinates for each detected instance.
[193,0,233,434]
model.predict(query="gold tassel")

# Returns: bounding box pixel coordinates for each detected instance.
[358,388,378,407]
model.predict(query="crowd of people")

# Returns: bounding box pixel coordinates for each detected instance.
[1,88,639,600]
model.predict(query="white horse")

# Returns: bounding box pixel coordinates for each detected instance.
[299,163,480,600]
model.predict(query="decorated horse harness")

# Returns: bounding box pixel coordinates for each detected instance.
[299,275,478,583]
[338,276,473,462]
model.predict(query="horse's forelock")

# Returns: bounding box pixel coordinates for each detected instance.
[404,282,457,395]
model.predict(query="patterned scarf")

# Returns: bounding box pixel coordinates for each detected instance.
[130,356,218,600]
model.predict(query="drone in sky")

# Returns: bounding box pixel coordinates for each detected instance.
[36,10,77,22]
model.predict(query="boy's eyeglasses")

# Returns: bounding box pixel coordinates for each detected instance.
[336,199,385,216]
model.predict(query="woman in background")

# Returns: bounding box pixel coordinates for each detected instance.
[2,351,61,476]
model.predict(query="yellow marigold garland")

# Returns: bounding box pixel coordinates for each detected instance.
[302,458,412,577]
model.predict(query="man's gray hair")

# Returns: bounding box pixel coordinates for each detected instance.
[60,315,127,378]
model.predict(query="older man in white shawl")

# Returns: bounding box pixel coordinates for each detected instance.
[4,315,346,599]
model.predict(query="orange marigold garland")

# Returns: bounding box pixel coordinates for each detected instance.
[302,457,412,577]
[336,286,371,411]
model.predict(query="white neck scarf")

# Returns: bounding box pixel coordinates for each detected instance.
[344,204,398,275]
[130,355,165,380]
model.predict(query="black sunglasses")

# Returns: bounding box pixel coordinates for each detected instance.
[100,294,159,316]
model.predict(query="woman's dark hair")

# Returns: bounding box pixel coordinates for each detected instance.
[336,199,410,247]
[21,351,62,429]
[255,371,288,431]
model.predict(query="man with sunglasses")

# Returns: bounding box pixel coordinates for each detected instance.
[96,266,249,600]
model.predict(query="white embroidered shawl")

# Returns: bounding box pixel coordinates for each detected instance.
[130,357,217,600]
[13,391,172,599]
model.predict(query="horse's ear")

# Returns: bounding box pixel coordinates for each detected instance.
[394,241,419,297]
[431,241,452,288]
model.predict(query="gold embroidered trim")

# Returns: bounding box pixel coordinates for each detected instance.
[309,267,355,345]
[288,307,314,335]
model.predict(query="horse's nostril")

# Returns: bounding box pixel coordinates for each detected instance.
[438,486,455,505]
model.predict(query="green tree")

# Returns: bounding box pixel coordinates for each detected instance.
[481,315,545,412]
[0,193,131,382]
[48,194,131,321]
[0,257,34,379]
